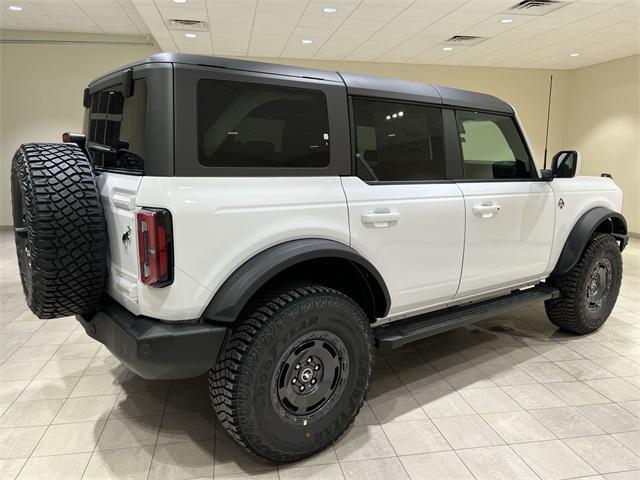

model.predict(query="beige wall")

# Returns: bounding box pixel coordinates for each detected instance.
[0,31,158,226]
[563,55,640,234]
[1,31,637,233]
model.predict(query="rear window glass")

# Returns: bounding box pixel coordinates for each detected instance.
[352,98,445,182]
[197,79,330,169]
[86,80,147,173]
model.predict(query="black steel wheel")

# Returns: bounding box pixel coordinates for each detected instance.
[210,284,373,463]
[273,330,349,423]
[586,258,612,313]
[546,233,623,334]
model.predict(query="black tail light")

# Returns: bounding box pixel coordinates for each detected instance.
[137,208,173,287]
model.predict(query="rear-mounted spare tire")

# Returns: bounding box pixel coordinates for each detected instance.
[11,143,108,318]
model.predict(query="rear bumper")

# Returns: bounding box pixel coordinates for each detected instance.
[76,298,228,380]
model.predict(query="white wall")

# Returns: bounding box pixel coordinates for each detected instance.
[1,31,637,233]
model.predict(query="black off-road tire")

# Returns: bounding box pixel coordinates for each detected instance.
[209,284,374,463]
[10,143,108,318]
[545,233,622,334]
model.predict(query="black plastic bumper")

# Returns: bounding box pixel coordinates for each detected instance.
[76,298,228,380]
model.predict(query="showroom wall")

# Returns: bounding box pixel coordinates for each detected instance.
[563,55,639,236]
[1,31,637,233]
[0,31,158,226]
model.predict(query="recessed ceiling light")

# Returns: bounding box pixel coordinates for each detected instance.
[184,33,197,38]
[9,5,23,11]
[570,52,581,57]
[442,46,454,51]
[323,7,337,13]
[500,18,514,24]
[173,0,187,3]
[302,39,313,44]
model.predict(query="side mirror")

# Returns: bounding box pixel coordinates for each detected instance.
[540,169,553,181]
[552,150,580,178]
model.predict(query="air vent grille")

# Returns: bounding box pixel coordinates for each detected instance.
[444,35,487,46]
[166,19,209,31]
[508,0,567,15]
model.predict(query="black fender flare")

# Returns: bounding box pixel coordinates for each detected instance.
[552,207,627,275]
[202,238,391,323]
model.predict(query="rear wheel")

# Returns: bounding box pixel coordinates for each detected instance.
[10,143,107,318]
[209,284,373,463]
[545,233,622,334]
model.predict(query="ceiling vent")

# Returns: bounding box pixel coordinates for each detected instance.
[443,35,487,46]
[166,19,209,31]
[507,0,567,15]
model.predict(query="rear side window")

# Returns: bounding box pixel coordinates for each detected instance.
[86,80,147,173]
[456,111,533,180]
[352,98,445,182]
[197,80,330,168]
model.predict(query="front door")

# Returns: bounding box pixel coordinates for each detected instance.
[453,110,555,297]
[342,98,465,317]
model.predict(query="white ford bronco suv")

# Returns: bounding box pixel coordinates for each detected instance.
[11,53,628,463]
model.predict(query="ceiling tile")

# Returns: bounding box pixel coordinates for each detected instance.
[7,0,634,70]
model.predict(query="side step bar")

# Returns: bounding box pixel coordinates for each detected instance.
[374,284,560,350]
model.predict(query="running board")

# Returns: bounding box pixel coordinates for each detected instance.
[374,284,560,350]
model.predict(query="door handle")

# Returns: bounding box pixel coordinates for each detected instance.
[361,210,400,228]
[473,202,501,218]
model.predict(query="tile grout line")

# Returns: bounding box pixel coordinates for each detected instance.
[9,327,95,478]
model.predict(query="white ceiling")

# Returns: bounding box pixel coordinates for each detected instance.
[0,0,149,35]
[2,0,639,69]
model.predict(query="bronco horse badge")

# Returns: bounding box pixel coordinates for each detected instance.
[122,226,132,251]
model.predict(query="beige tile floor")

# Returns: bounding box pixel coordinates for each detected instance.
[0,229,638,480]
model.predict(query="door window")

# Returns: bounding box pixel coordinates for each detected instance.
[456,111,533,180]
[352,98,445,182]
[197,80,330,169]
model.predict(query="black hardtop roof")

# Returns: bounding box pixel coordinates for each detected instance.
[92,52,513,114]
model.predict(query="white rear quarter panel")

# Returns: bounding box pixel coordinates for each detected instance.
[135,176,349,320]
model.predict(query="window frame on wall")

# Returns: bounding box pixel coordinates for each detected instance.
[453,108,539,182]
[350,96,450,184]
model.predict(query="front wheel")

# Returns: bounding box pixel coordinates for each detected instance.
[545,233,623,334]
[209,284,374,463]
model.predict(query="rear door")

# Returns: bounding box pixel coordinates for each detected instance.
[342,98,465,317]
[84,79,149,312]
[453,110,555,298]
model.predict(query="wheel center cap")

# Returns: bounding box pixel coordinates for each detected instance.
[300,368,313,382]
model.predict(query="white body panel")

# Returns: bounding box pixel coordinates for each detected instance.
[455,181,556,297]
[545,176,623,274]
[341,177,465,315]
[98,173,142,315]
[131,176,349,321]
[99,171,623,324]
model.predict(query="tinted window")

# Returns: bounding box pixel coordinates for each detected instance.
[456,111,532,180]
[352,98,445,182]
[86,80,147,173]
[197,80,330,168]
